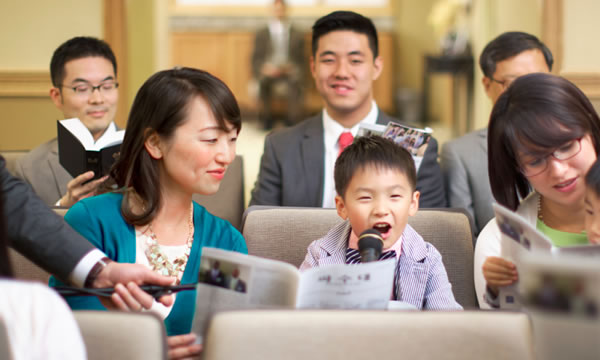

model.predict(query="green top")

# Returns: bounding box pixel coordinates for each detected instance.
[536,219,589,247]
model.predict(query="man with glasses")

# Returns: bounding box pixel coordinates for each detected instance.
[441,32,553,235]
[15,37,119,207]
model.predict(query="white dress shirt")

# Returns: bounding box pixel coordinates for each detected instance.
[268,20,290,65]
[321,101,379,208]
[0,280,86,360]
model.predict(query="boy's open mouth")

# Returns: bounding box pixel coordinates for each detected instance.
[372,223,391,237]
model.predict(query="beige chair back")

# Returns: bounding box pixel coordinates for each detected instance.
[242,206,477,308]
[1,151,27,176]
[193,155,244,230]
[9,207,67,283]
[75,311,167,360]
[203,310,535,360]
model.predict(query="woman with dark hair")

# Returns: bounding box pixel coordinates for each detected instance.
[0,189,86,358]
[474,73,600,308]
[50,67,248,358]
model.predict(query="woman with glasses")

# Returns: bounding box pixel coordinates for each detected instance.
[474,73,600,308]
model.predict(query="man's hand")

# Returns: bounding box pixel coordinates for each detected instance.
[59,171,107,207]
[261,63,283,78]
[94,262,175,308]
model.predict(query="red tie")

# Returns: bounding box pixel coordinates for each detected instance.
[338,132,354,157]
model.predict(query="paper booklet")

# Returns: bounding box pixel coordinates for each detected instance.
[518,253,600,360]
[357,121,432,171]
[191,247,396,340]
[492,203,600,309]
[57,118,124,179]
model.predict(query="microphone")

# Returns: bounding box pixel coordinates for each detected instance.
[358,229,384,263]
[53,284,196,300]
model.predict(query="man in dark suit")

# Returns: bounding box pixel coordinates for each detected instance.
[2,157,173,306]
[205,261,227,288]
[251,11,446,208]
[441,32,552,235]
[252,0,305,129]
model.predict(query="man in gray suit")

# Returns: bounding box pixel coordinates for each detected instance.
[251,11,446,208]
[15,37,119,208]
[441,32,553,235]
[252,0,305,129]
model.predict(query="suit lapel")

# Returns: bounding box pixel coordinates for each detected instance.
[301,115,326,206]
[376,111,393,126]
[396,229,428,308]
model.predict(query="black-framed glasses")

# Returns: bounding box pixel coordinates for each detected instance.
[60,81,119,97]
[520,138,583,177]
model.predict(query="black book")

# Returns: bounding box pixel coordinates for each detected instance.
[57,119,124,179]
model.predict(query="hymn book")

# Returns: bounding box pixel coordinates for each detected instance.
[493,203,600,310]
[191,247,396,339]
[57,118,124,179]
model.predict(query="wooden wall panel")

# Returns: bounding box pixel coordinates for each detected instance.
[0,71,62,151]
[170,30,396,116]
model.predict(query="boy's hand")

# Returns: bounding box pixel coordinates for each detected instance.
[482,256,518,295]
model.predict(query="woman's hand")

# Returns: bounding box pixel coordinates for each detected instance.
[168,333,202,359]
[482,256,518,295]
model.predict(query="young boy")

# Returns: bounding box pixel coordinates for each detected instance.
[300,136,461,310]
[584,159,600,244]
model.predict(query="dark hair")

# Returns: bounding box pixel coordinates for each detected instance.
[50,36,117,87]
[488,73,600,210]
[108,67,241,225]
[312,11,378,58]
[479,32,553,78]
[0,185,13,278]
[334,135,416,198]
[585,160,600,197]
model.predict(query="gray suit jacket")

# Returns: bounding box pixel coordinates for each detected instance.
[250,111,447,208]
[1,156,93,281]
[441,128,494,235]
[14,138,72,207]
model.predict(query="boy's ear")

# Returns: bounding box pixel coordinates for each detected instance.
[408,191,420,216]
[335,195,348,220]
[144,130,163,160]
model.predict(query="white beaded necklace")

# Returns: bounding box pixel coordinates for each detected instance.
[144,203,194,284]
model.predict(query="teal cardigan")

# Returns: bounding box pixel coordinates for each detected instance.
[49,192,247,336]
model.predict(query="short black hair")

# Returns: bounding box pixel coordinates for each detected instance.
[334,135,416,198]
[479,32,553,78]
[312,11,378,58]
[50,36,117,87]
[586,160,600,197]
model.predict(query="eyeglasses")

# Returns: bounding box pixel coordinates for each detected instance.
[520,138,583,177]
[60,81,119,97]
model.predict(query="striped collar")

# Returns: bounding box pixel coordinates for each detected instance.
[317,220,427,263]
